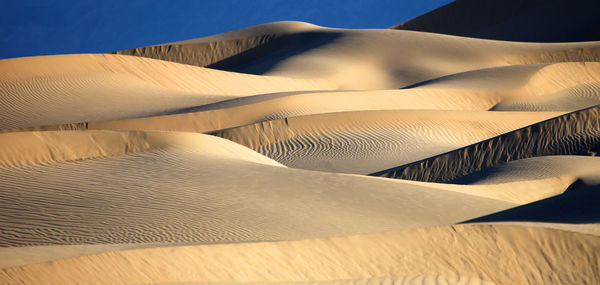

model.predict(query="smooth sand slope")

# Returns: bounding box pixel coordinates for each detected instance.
[0,53,335,130]
[404,155,600,204]
[84,88,499,134]
[409,62,600,111]
[2,224,599,285]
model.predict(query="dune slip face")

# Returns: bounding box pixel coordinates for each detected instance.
[3,2,600,283]
[371,105,600,182]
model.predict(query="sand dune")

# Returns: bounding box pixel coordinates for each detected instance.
[115,21,600,89]
[2,8,600,285]
[0,54,334,130]
[0,152,600,268]
[0,88,501,134]
[116,21,321,68]
[212,110,561,174]
[453,156,600,185]
[4,61,600,136]
[2,224,599,284]
[410,62,600,100]
[3,53,599,134]
[0,130,521,247]
[404,156,600,204]
[391,0,600,42]
[373,106,600,182]
[0,130,283,169]
[407,62,600,112]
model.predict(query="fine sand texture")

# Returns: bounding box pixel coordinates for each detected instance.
[2,224,600,284]
[2,8,600,285]
[212,110,562,174]
[0,131,519,247]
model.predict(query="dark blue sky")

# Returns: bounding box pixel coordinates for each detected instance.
[0,0,452,59]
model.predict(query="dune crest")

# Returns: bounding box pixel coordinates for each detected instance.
[115,21,600,89]
[0,54,335,130]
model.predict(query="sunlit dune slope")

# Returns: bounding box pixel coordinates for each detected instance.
[0,130,519,247]
[3,56,600,134]
[409,62,600,111]
[0,53,335,130]
[0,88,500,134]
[0,151,600,268]
[2,224,599,285]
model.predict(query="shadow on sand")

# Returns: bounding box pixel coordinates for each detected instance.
[463,181,600,224]
[207,31,342,74]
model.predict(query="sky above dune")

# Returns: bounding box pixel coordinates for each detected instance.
[0,0,452,59]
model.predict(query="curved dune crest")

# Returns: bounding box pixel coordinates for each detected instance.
[411,62,600,98]
[213,110,561,174]
[0,88,501,135]
[0,131,284,169]
[0,131,153,169]
[0,54,335,129]
[115,21,600,89]
[372,106,600,182]
[2,224,598,284]
[116,21,321,68]
[408,62,600,112]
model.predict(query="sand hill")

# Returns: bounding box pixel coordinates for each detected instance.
[391,0,600,42]
[1,6,600,285]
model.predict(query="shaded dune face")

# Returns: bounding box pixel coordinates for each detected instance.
[3,15,600,285]
[371,106,600,181]
[211,110,562,174]
[391,0,600,42]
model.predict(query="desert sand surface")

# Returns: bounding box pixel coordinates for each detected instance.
[2,224,600,284]
[2,3,600,285]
